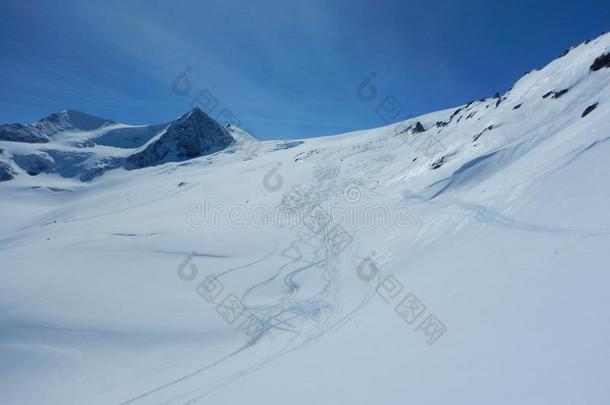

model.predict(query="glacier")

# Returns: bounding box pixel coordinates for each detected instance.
[0,33,610,405]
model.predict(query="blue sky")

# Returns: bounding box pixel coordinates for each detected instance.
[1,0,609,139]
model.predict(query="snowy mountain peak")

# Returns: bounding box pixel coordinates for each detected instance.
[176,106,209,121]
[124,107,234,169]
[43,109,115,131]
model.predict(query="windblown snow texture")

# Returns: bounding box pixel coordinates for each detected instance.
[1,33,610,405]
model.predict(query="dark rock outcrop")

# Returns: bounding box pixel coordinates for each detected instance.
[80,157,123,182]
[430,156,445,170]
[581,103,599,118]
[542,91,554,99]
[126,108,235,169]
[473,125,494,142]
[542,89,569,99]
[552,89,569,99]
[412,121,425,133]
[0,161,16,181]
[13,152,55,176]
[450,108,463,121]
[0,124,50,143]
[590,53,610,71]
[397,121,425,136]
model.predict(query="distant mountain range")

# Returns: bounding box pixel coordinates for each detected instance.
[0,107,237,181]
[0,32,609,185]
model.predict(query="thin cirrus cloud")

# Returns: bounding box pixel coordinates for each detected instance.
[1,0,610,138]
[71,1,329,133]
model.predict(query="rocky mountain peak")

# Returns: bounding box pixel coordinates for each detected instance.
[125,107,235,169]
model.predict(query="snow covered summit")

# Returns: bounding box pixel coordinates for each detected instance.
[126,107,234,169]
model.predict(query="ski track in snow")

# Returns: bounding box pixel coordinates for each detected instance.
[2,33,610,405]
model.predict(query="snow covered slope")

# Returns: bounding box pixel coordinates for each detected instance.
[0,33,609,405]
